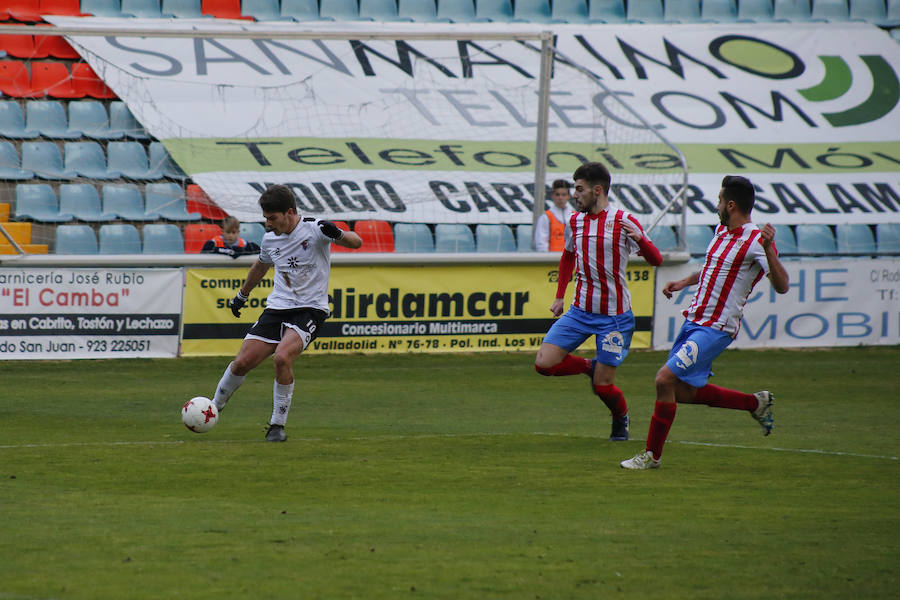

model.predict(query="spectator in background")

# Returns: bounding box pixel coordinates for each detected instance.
[533,179,575,252]
[202,216,260,258]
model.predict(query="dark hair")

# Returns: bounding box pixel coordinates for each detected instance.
[721,175,755,214]
[551,179,570,191]
[258,184,297,214]
[572,162,611,195]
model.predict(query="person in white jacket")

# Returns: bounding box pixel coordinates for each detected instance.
[533,179,575,252]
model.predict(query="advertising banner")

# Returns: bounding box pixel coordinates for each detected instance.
[182,263,655,355]
[50,18,900,226]
[0,268,183,359]
[652,258,900,349]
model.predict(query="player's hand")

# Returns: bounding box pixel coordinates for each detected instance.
[662,281,683,299]
[620,218,643,242]
[229,291,248,318]
[319,220,344,240]
[550,298,565,317]
[759,223,776,249]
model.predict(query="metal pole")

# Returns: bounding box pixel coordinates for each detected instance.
[531,32,554,249]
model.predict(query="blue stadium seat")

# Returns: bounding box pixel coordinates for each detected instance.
[686,224,713,258]
[239,221,266,246]
[0,141,33,180]
[513,0,552,22]
[25,101,80,139]
[68,101,123,140]
[475,0,514,21]
[81,0,125,17]
[142,223,185,254]
[145,182,202,221]
[0,101,38,138]
[795,224,836,256]
[55,224,98,254]
[888,0,900,25]
[551,0,588,22]
[393,223,435,253]
[21,142,73,180]
[649,225,679,252]
[15,184,73,223]
[65,141,121,180]
[876,222,900,253]
[320,0,361,19]
[588,0,626,22]
[737,0,775,20]
[109,101,150,140]
[664,0,701,22]
[399,0,440,21]
[627,0,664,21]
[107,141,159,180]
[59,183,117,222]
[849,0,888,22]
[701,0,738,21]
[774,0,813,20]
[436,0,475,21]
[99,223,142,254]
[148,142,188,179]
[161,0,207,17]
[103,184,159,221]
[811,0,849,20]
[281,0,322,20]
[516,224,534,251]
[434,224,475,252]
[835,223,875,255]
[121,0,164,17]
[359,0,408,20]
[242,0,284,20]
[475,224,516,252]
[772,224,797,259]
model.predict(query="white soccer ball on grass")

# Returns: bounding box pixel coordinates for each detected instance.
[181,396,218,433]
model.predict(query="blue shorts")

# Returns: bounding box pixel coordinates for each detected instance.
[543,306,635,367]
[665,321,734,388]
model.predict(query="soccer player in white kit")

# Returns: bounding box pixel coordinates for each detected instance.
[621,175,790,469]
[211,184,362,441]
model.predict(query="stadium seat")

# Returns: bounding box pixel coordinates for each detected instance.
[25,100,81,139]
[835,223,875,255]
[59,183,117,222]
[326,221,354,252]
[39,0,88,16]
[434,223,475,252]
[512,0,552,22]
[737,0,775,20]
[202,0,255,19]
[648,225,679,252]
[664,0,701,21]
[0,141,34,180]
[184,223,223,253]
[21,141,73,179]
[107,141,159,179]
[186,184,229,219]
[145,182,202,221]
[6,0,43,21]
[685,224,713,258]
[161,0,207,17]
[475,224,516,252]
[71,62,117,99]
[65,141,121,180]
[33,25,81,59]
[280,0,322,20]
[148,142,188,179]
[99,223,142,254]
[588,0,626,22]
[774,0,812,20]
[701,0,738,21]
[142,223,185,254]
[849,0,888,23]
[319,0,358,19]
[239,221,266,246]
[773,225,798,259]
[0,101,39,138]
[474,0,514,21]
[103,184,159,221]
[109,102,150,140]
[795,223,837,256]
[0,60,41,97]
[359,0,407,20]
[68,100,122,140]
[393,223,434,252]
[626,0,664,21]
[32,62,84,98]
[81,0,126,17]
[887,0,900,24]
[55,224,98,254]
[120,0,164,17]
[241,0,282,20]
[875,222,900,253]
[551,0,588,22]
[436,0,475,21]
[15,183,73,222]
[0,24,46,59]
[354,220,395,252]
[399,0,440,21]
[811,0,849,20]
[516,223,533,251]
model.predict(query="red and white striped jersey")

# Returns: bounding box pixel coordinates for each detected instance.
[683,223,772,336]
[563,208,644,315]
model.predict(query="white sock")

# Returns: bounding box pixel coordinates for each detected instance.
[270,380,294,426]
[213,362,245,410]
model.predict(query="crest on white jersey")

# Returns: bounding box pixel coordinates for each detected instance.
[675,341,699,370]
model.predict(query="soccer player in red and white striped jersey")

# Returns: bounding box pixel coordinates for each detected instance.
[535,162,662,441]
[621,175,789,470]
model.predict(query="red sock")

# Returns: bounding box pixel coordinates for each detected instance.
[694,384,757,411]
[646,401,677,460]
[535,354,591,376]
[593,383,627,419]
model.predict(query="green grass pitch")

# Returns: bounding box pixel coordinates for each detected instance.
[2,347,898,599]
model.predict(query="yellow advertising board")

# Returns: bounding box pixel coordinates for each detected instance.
[182,263,655,356]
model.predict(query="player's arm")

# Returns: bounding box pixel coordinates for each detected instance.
[622,217,662,266]
[229,260,271,317]
[551,249,576,317]
[662,271,700,299]
[759,223,790,294]
[319,220,363,249]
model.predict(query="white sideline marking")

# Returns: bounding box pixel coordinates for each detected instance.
[0,435,897,461]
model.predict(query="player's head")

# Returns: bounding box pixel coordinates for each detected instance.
[259,184,299,234]
[550,179,571,209]
[221,216,240,245]
[718,175,755,225]
[572,162,611,213]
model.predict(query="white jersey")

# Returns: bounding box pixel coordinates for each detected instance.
[683,223,770,336]
[258,218,332,313]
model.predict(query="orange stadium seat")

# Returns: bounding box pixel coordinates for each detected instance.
[6,0,43,22]
[31,62,85,98]
[34,25,82,59]
[202,0,256,19]
[354,220,395,252]
[186,184,229,219]
[184,223,223,253]
[71,62,117,99]
[0,60,42,97]
[0,24,48,59]
[327,221,356,252]
[39,0,89,16]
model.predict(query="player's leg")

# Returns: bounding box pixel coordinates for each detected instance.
[534,309,592,376]
[212,338,274,410]
[591,311,635,441]
[591,363,629,440]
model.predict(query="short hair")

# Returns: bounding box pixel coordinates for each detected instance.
[221,216,240,232]
[721,175,755,214]
[572,162,611,195]
[258,184,296,214]
[551,179,571,191]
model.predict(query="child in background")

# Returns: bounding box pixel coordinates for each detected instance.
[202,216,260,258]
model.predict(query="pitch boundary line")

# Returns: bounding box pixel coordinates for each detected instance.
[676,440,898,461]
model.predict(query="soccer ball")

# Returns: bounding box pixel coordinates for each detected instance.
[182,396,218,433]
